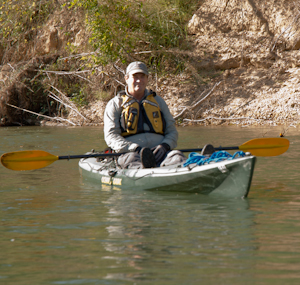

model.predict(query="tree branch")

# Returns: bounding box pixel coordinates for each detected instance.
[5,103,78,126]
[174,81,222,119]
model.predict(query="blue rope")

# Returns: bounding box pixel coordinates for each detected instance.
[183,151,246,167]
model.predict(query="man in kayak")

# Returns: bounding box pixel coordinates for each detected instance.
[104,61,186,168]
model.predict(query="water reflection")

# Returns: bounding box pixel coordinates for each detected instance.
[84,186,257,283]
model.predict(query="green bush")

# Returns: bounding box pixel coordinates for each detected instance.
[69,0,200,72]
[0,0,57,46]
[0,0,200,73]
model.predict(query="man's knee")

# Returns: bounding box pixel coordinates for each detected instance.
[160,150,187,167]
[118,152,141,168]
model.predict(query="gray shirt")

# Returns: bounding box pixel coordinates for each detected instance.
[104,88,178,153]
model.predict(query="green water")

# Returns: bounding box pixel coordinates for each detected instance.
[1,126,300,284]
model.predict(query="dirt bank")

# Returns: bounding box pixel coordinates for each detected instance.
[1,0,300,131]
[172,0,300,129]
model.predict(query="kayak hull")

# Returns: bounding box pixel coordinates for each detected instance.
[79,154,256,198]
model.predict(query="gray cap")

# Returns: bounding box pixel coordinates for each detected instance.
[126,61,148,76]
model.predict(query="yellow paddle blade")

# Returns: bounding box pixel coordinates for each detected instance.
[1,150,59,171]
[239,138,289,156]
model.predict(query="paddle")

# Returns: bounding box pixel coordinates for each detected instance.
[1,137,289,171]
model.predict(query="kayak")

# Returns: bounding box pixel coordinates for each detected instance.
[78,151,256,198]
[0,138,287,197]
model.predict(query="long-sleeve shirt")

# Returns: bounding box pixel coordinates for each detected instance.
[104,88,178,153]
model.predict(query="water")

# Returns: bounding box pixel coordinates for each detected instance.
[1,126,300,284]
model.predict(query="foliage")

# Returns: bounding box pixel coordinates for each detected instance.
[0,0,200,71]
[0,0,57,47]
[68,0,200,72]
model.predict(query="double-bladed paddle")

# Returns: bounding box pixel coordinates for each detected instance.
[1,137,289,171]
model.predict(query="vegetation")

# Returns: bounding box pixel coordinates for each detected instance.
[0,0,57,54]
[68,0,200,71]
[0,0,203,125]
[0,0,200,68]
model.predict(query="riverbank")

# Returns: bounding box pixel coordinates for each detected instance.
[1,0,300,130]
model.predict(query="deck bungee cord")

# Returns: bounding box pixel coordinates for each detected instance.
[183,151,246,167]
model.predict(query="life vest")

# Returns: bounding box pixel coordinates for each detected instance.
[119,91,165,137]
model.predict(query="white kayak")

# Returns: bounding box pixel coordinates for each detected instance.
[79,151,256,198]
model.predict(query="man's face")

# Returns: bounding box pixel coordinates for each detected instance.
[126,72,148,99]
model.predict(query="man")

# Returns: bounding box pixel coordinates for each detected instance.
[104,61,185,168]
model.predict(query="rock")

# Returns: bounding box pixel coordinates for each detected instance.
[188,14,202,34]
[223,70,231,78]
[251,60,274,69]
[73,30,86,47]
[215,57,250,70]
[215,57,240,70]
[45,27,59,53]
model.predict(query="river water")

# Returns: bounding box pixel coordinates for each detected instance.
[1,126,300,284]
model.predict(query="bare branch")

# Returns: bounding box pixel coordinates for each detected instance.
[134,51,153,55]
[98,69,125,87]
[16,80,35,93]
[74,73,93,84]
[5,103,78,126]
[49,86,88,121]
[183,116,261,123]
[41,70,92,75]
[58,52,98,61]
[271,11,300,51]
[174,81,222,119]
[113,63,125,75]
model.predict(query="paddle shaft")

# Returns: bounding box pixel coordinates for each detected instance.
[58,140,288,160]
[59,138,289,160]
[57,147,235,160]
[56,144,275,160]
[180,147,238,153]
[58,153,125,160]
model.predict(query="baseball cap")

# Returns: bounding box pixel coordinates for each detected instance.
[126,62,148,76]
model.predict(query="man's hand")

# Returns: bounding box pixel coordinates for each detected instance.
[152,143,170,162]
